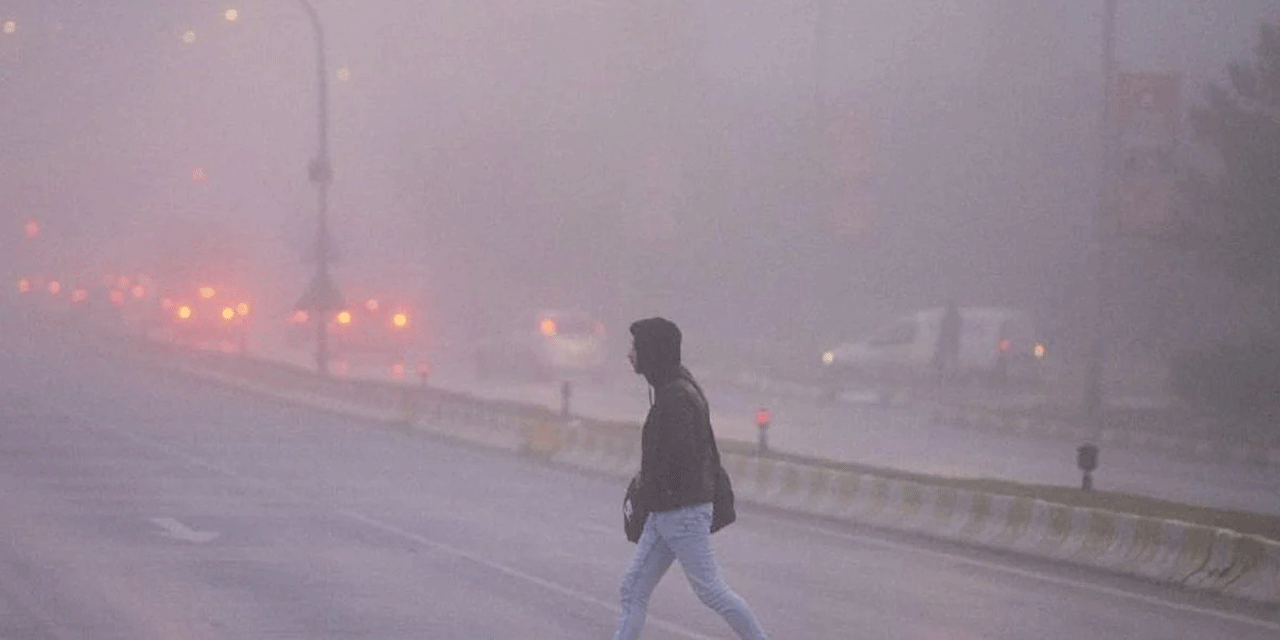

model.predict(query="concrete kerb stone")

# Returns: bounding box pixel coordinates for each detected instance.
[977,495,1028,550]
[764,462,808,510]
[1183,529,1241,590]
[819,470,863,521]
[894,483,936,534]
[1161,522,1213,583]
[1224,537,1280,602]
[924,486,965,538]
[1089,512,1141,572]
[851,475,891,525]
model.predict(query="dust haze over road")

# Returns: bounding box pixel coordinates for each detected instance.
[4,2,1280,636]
[5,0,1279,351]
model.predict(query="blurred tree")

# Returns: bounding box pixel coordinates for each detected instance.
[1189,23,1280,295]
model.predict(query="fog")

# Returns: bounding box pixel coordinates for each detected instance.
[4,0,1278,361]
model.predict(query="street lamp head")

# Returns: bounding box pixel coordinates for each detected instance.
[182,30,196,44]
[224,9,239,23]
[3,20,16,35]
[336,67,351,82]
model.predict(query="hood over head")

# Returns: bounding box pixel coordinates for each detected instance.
[629,316,682,385]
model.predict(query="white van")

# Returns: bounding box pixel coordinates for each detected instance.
[820,306,1045,392]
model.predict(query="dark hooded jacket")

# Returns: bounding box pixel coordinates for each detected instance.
[630,317,717,513]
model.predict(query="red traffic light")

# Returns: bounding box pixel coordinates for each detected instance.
[755,407,771,427]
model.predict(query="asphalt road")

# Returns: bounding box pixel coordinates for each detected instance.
[1,314,1279,638]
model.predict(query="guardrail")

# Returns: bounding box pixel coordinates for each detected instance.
[108,331,1280,606]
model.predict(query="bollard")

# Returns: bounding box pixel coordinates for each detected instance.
[416,360,431,387]
[560,380,572,418]
[755,407,771,454]
[1077,443,1099,492]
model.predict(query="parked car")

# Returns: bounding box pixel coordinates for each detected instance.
[820,306,1045,396]
[474,309,609,381]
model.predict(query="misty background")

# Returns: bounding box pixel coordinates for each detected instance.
[3,0,1278,365]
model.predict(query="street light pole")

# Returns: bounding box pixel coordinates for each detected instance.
[296,0,334,376]
[1083,0,1118,454]
[813,0,830,121]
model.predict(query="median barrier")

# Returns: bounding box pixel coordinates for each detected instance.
[110,335,1280,606]
[1223,536,1280,602]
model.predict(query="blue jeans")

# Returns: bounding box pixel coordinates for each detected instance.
[612,503,769,640]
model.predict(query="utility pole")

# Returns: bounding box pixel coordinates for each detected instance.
[811,0,833,242]
[297,0,335,376]
[814,0,830,121]
[1083,0,1118,453]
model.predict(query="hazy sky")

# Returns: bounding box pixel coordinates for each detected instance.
[4,0,1277,349]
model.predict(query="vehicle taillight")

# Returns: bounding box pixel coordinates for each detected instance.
[365,299,379,312]
[236,302,250,316]
[109,290,125,305]
[336,310,352,325]
[161,297,175,310]
[392,312,408,328]
[71,288,87,303]
[999,338,1011,352]
[17,279,30,294]
[131,284,145,299]
[539,318,557,337]
[199,286,215,299]
[291,310,309,324]
[48,280,61,295]
[116,276,130,290]
[594,321,605,334]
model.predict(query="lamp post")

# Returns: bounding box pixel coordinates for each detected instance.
[295,0,335,376]
[1081,0,1119,481]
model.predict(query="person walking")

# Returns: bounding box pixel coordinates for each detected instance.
[612,317,770,640]
[933,299,962,382]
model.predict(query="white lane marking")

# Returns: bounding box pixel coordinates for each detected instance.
[754,512,1280,632]
[149,517,220,544]
[95,423,718,640]
[337,510,716,640]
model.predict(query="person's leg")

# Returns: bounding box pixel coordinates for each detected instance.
[612,514,676,640]
[653,504,770,640]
